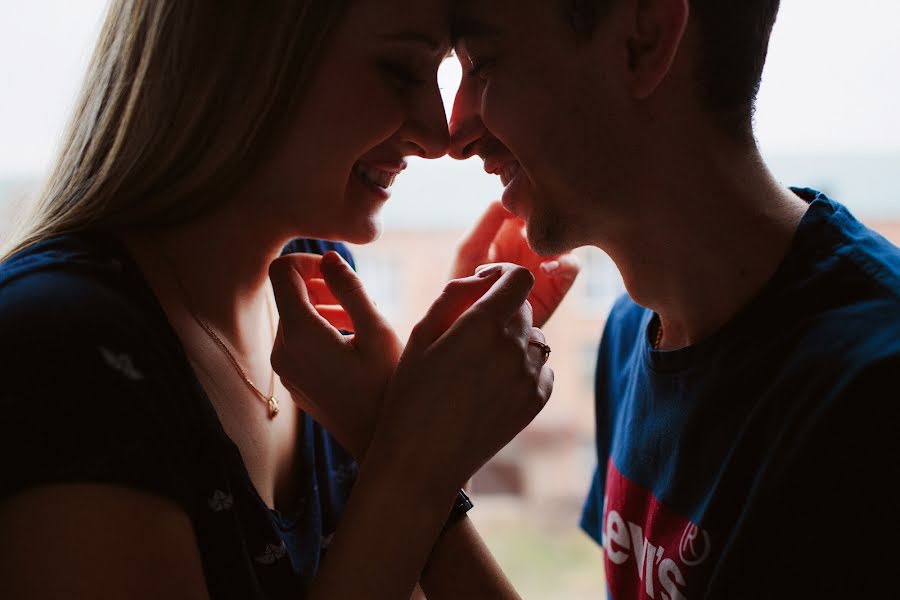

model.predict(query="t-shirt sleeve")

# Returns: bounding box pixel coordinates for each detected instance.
[281,239,356,271]
[707,355,899,598]
[580,466,603,546]
[0,270,192,512]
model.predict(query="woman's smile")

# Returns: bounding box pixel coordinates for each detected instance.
[351,159,408,200]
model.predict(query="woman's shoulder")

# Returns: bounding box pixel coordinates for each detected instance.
[0,233,205,511]
[0,232,180,401]
[0,232,152,327]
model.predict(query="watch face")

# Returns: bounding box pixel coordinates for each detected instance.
[443,490,474,532]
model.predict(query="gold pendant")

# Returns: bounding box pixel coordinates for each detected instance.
[268,395,280,418]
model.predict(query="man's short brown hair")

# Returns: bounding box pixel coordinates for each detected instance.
[567,0,781,142]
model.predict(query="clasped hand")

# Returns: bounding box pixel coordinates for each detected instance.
[269,250,554,492]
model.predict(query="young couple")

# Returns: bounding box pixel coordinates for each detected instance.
[1,1,897,598]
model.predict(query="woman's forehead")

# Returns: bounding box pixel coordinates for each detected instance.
[353,0,454,33]
[348,0,455,52]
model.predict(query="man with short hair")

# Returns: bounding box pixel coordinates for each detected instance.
[449,0,900,596]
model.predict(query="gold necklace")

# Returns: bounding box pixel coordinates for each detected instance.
[152,235,280,419]
[653,315,664,350]
[192,300,280,418]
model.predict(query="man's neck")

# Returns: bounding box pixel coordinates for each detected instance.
[595,145,810,350]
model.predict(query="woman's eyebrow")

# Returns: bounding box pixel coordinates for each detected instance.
[379,31,445,52]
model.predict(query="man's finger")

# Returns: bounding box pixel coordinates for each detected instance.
[454,200,514,276]
[549,253,581,297]
[320,251,384,339]
[541,253,582,287]
[316,305,355,333]
[280,253,325,280]
[306,278,339,306]
[269,256,344,345]
[533,253,582,327]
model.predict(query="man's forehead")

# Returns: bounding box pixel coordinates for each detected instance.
[451,1,506,42]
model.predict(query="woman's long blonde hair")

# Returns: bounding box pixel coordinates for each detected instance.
[1,0,350,262]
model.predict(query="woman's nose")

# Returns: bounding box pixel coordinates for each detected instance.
[448,80,485,160]
[403,85,450,159]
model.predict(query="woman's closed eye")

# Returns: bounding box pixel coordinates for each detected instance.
[377,60,428,91]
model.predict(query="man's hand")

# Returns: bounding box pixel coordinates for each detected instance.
[451,201,580,328]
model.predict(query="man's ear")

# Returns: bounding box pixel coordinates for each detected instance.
[625,0,689,99]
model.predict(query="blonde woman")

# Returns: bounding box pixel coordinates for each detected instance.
[0,1,570,598]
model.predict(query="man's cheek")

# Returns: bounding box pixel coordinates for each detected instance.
[482,88,524,144]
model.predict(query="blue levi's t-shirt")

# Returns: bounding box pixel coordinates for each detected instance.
[580,189,900,599]
[0,232,359,599]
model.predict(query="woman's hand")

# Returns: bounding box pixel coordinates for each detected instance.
[367,263,554,498]
[269,251,401,459]
[298,262,551,600]
[451,200,581,328]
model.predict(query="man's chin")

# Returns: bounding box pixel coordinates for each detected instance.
[525,211,573,257]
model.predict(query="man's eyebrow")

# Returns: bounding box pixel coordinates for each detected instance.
[379,32,444,52]
[450,17,501,44]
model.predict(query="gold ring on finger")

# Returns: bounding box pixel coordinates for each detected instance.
[528,339,551,364]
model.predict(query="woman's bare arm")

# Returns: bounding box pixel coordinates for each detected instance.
[0,482,516,600]
[0,485,209,600]
[419,516,520,600]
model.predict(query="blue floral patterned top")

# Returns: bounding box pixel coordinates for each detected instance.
[0,232,358,599]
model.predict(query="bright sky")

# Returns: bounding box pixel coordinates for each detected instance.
[1,0,898,181]
[755,0,900,155]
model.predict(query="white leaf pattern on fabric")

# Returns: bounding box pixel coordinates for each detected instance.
[208,490,234,512]
[98,346,144,381]
[255,541,287,565]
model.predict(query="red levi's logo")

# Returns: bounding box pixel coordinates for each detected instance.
[603,460,715,600]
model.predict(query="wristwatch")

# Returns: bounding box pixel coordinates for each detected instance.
[443,488,474,532]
